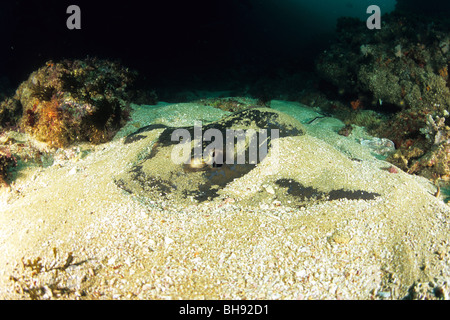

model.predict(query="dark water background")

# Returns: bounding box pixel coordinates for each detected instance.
[1,0,448,94]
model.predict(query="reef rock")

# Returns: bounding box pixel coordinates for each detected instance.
[2,58,136,147]
[316,10,450,180]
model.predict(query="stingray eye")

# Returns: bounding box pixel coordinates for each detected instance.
[190,156,205,169]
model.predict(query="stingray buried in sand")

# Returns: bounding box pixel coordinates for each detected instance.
[115,108,305,202]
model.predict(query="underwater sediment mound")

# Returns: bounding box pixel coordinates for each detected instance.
[115,108,306,202]
[116,106,383,207]
[1,58,136,148]
[316,11,450,180]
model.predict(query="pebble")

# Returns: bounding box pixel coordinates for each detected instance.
[359,137,395,156]
[263,185,275,195]
[164,236,174,247]
[376,291,391,299]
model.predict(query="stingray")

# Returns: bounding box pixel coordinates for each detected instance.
[115,108,306,202]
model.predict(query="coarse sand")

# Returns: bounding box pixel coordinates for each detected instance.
[1,100,449,300]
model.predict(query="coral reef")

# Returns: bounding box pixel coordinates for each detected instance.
[0,58,137,187]
[0,97,22,129]
[317,14,450,114]
[316,11,450,180]
[2,58,136,148]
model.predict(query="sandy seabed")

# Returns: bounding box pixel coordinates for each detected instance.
[1,99,449,300]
